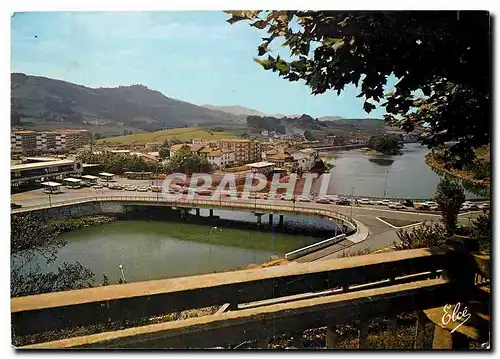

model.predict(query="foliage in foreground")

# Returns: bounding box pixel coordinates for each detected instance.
[11,214,95,297]
[434,177,466,235]
[225,11,490,168]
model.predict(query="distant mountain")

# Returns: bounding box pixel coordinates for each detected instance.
[201,104,266,117]
[11,73,244,133]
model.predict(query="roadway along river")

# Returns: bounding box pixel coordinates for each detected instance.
[27,209,340,284]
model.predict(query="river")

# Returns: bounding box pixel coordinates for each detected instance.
[319,143,480,200]
[29,209,339,284]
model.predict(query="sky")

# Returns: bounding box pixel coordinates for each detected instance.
[11,11,394,119]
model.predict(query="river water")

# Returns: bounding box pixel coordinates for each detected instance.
[319,143,480,200]
[33,209,339,284]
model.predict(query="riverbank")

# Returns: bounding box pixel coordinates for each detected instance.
[425,152,490,188]
[44,215,117,236]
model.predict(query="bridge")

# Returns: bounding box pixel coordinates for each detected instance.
[12,191,484,259]
[12,237,490,349]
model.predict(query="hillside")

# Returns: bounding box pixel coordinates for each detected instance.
[11,73,244,133]
[201,104,266,117]
[96,127,239,145]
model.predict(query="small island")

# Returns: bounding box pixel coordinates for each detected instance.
[365,135,403,156]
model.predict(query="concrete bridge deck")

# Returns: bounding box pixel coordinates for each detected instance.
[11,188,483,259]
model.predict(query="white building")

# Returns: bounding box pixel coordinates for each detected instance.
[206,149,235,169]
[291,148,318,171]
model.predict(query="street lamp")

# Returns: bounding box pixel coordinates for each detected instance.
[350,186,356,218]
[383,169,389,199]
[118,264,126,283]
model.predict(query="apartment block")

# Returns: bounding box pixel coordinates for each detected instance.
[216,139,261,163]
[11,131,36,151]
[12,129,92,152]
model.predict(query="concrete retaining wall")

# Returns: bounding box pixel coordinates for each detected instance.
[285,233,346,260]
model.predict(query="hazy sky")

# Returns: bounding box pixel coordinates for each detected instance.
[11,11,394,118]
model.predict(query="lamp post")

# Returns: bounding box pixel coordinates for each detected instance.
[118,264,126,283]
[350,186,355,218]
[383,169,389,199]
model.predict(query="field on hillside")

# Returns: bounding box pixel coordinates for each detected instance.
[96,127,241,145]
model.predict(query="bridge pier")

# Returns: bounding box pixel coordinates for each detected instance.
[255,213,263,225]
[279,214,284,228]
[268,213,273,225]
[195,208,200,216]
[209,209,214,217]
[180,208,187,219]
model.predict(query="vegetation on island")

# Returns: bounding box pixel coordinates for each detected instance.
[367,135,402,155]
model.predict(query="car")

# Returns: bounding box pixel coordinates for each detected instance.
[430,205,440,211]
[248,192,259,199]
[377,199,391,206]
[137,186,149,192]
[424,201,438,207]
[298,196,311,202]
[125,185,137,191]
[358,198,371,205]
[316,197,331,204]
[93,184,103,189]
[336,199,350,206]
[11,203,22,209]
[468,204,480,211]
[283,194,294,201]
[479,203,490,210]
[417,204,430,211]
[400,199,414,207]
[260,193,268,200]
[389,203,406,210]
[151,186,162,192]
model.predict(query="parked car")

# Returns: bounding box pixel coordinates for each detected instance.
[137,186,149,192]
[377,199,391,206]
[358,198,371,205]
[11,203,22,209]
[479,203,490,210]
[93,184,103,189]
[468,204,480,211]
[389,203,406,210]
[151,185,162,192]
[400,199,414,207]
[283,194,294,201]
[298,196,311,202]
[125,185,137,191]
[416,204,431,211]
[424,201,438,207]
[430,205,440,211]
[316,197,331,204]
[336,199,350,206]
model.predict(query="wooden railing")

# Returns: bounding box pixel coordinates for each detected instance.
[11,239,490,349]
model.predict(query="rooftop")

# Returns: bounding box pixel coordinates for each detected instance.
[62,178,82,183]
[40,181,62,187]
[11,159,76,171]
[247,161,276,169]
[81,175,99,180]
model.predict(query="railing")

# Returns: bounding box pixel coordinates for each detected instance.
[11,195,358,232]
[11,239,490,349]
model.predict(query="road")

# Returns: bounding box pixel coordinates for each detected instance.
[11,181,485,257]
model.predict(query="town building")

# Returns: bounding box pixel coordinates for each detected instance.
[12,129,92,152]
[11,159,83,186]
[216,139,261,163]
[206,149,235,169]
[11,130,37,151]
[247,161,275,176]
[291,148,318,171]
